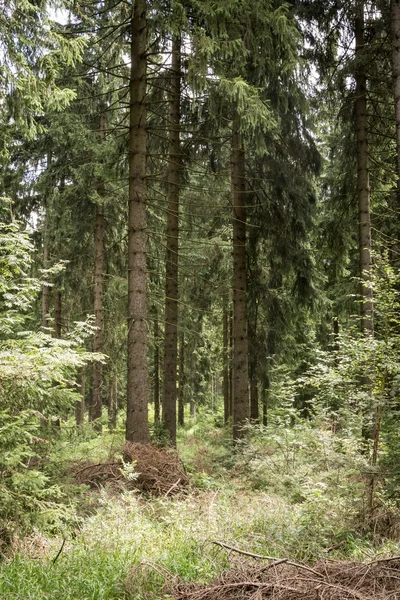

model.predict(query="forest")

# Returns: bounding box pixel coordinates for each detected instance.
[1,0,400,598]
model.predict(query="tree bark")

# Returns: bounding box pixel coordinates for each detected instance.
[126,0,150,443]
[162,34,182,446]
[249,297,259,422]
[108,373,118,430]
[42,214,50,330]
[76,371,85,426]
[229,307,233,419]
[223,298,230,424]
[178,332,185,427]
[392,0,400,188]
[54,289,62,338]
[154,315,160,423]
[90,109,106,427]
[231,126,250,439]
[250,378,259,422]
[262,376,269,427]
[355,4,373,334]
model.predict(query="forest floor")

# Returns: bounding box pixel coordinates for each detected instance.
[1,412,400,599]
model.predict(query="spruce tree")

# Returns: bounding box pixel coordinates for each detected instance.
[126,0,150,443]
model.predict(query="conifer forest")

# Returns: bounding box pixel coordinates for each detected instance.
[3,0,400,598]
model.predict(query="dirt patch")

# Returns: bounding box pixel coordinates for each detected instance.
[72,442,189,496]
[172,556,400,599]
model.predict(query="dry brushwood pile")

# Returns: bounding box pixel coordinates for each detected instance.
[173,555,400,599]
[72,442,189,496]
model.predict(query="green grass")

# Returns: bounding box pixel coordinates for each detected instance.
[1,411,400,599]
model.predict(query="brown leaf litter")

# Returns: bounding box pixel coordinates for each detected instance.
[72,442,189,496]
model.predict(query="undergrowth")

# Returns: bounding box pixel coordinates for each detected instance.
[1,410,400,599]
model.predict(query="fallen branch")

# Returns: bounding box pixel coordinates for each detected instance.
[370,555,400,565]
[211,540,323,578]
[164,478,181,498]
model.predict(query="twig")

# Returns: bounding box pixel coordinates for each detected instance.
[211,540,323,578]
[265,558,288,569]
[308,579,367,600]
[369,555,400,565]
[52,537,66,564]
[181,581,301,599]
[164,478,181,497]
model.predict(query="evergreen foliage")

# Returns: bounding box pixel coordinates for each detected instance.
[2,0,400,586]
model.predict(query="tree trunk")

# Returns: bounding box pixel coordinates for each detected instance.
[90,109,106,427]
[262,375,269,426]
[231,126,250,440]
[54,289,62,338]
[108,373,118,430]
[178,332,185,427]
[126,0,150,443]
[249,300,259,422]
[355,4,373,334]
[222,298,230,424]
[154,315,160,423]
[42,214,50,330]
[162,34,182,446]
[392,0,400,188]
[250,378,259,422]
[76,371,85,426]
[229,307,233,419]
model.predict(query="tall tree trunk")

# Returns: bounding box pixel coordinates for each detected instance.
[76,371,85,426]
[190,346,196,418]
[153,315,161,423]
[126,0,150,443]
[42,214,50,330]
[355,4,373,334]
[222,298,230,424]
[229,307,233,419]
[250,378,259,422]
[392,0,400,189]
[249,301,259,422]
[90,109,106,427]
[54,289,62,338]
[231,126,250,440]
[162,34,182,446]
[108,373,118,430]
[42,153,52,330]
[178,332,185,427]
[262,377,269,427]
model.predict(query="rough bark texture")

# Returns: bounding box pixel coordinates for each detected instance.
[229,308,233,418]
[153,316,160,423]
[262,376,269,427]
[250,378,259,422]
[178,333,185,427]
[232,127,250,439]
[90,110,106,426]
[392,0,400,188]
[162,35,182,446]
[108,374,118,431]
[42,217,50,330]
[249,298,259,422]
[355,5,373,334]
[222,299,230,424]
[75,371,85,426]
[54,290,62,339]
[126,0,150,443]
